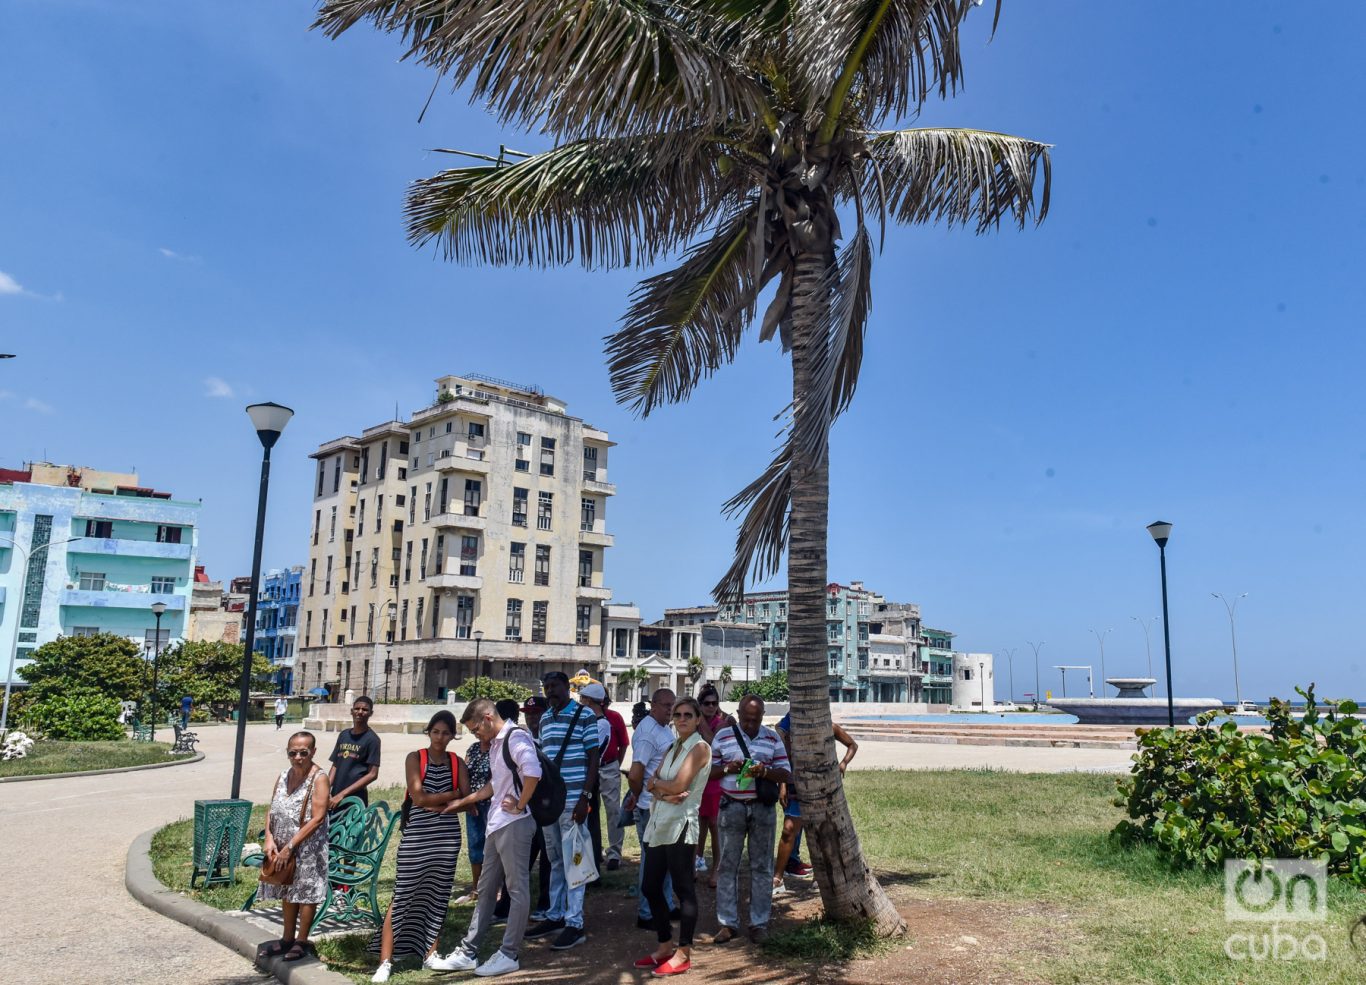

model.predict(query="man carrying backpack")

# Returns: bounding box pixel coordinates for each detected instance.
[441,698,543,977]
[525,671,600,951]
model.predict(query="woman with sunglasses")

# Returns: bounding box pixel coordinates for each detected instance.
[693,686,730,888]
[634,696,712,977]
[370,710,471,982]
[259,731,332,963]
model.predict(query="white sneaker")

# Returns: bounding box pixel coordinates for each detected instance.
[371,961,391,983]
[435,950,478,972]
[474,951,520,977]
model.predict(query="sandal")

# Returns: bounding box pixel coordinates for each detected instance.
[281,942,311,962]
[260,939,290,957]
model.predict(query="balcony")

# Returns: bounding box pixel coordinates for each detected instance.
[578,527,615,548]
[435,450,490,475]
[576,584,612,601]
[61,587,186,611]
[68,537,193,561]
[431,512,487,532]
[428,572,483,591]
[581,471,617,497]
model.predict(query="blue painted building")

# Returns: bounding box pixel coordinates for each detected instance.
[0,464,200,686]
[255,566,303,693]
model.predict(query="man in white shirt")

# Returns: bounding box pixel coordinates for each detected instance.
[274,695,288,731]
[622,688,676,927]
[442,698,542,977]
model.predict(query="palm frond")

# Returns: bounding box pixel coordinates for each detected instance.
[606,202,771,415]
[863,127,1051,231]
[314,0,766,139]
[405,132,743,268]
[713,435,791,605]
[800,0,983,139]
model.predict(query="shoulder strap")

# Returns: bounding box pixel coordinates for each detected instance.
[298,767,318,825]
[553,704,586,767]
[419,747,429,782]
[503,726,524,794]
[732,726,752,760]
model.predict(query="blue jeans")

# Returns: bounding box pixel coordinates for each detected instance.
[466,800,489,865]
[542,811,588,929]
[635,806,674,921]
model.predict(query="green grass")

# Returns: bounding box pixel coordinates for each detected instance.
[151,772,1366,984]
[0,739,175,777]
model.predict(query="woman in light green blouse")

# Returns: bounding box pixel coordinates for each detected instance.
[635,696,712,977]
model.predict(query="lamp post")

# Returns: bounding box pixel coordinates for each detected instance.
[384,645,393,702]
[979,660,985,712]
[231,401,293,800]
[149,601,167,741]
[471,629,484,693]
[1212,592,1247,707]
[1147,521,1175,728]
[1,535,82,733]
[1088,627,1112,690]
[1131,615,1157,695]
[1000,647,1017,703]
[1027,640,1046,709]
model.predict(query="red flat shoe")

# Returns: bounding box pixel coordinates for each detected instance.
[633,955,666,969]
[653,958,691,977]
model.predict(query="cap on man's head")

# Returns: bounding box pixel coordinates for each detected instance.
[521,695,548,714]
[580,683,607,703]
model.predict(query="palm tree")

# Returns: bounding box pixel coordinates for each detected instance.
[718,664,735,701]
[317,0,1050,933]
[687,654,705,690]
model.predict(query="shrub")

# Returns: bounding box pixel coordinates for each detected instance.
[22,688,126,741]
[749,671,790,702]
[452,678,533,704]
[1114,685,1366,884]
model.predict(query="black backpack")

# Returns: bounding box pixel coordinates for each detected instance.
[503,705,584,827]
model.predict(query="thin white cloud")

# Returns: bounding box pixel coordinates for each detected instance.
[204,376,235,398]
[23,397,54,415]
[159,247,201,263]
[0,270,25,295]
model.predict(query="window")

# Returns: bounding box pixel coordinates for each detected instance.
[84,519,113,538]
[377,442,388,480]
[464,479,482,516]
[531,601,547,643]
[357,498,366,532]
[509,543,526,583]
[156,525,182,544]
[332,457,341,493]
[415,598,425,639]
[434,534,445,574]
[305,611,313,646]
[317,463,326,497]
[535,545,551,586]
[313,509,321,546]
[400,599,409,641]
[580,497,596,531]
[409,486,416,523]
[578,550,593,588]
[576,603,592,644]
[512,487,528,527]
[583,445,598,480]
[460,536,478,576]
[423,483,432,522]
[78,571,106,591]
[515,432,531,472]
[309,558,317,596]
[359,448,369,484]
[374,495,383,534]
[539,436,556,476]
[537,491,553,531]
[505,599,523,640]
[404,541,413,583]
[72,626,100,637]
[151,576,175,594]
[370,547,380,587]
[456,595,474,639]
[419,538,429,579]
[367,603,375,643]
[431,595,440,635]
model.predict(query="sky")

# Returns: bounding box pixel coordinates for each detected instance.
[3,2,1365,703]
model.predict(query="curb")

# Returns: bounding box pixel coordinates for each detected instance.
[126,826,354,985]
[0,751,205,783]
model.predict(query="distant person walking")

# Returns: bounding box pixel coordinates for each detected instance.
[274,695,289,731]
[180,694,192,728]
[258,731,331,963]
[327,696,380,814]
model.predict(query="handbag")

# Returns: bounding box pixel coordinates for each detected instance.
[732,727,781,806]
[564,821,598,889]
[259,767,316,887]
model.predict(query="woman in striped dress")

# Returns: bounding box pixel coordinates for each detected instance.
[371,711,470,982]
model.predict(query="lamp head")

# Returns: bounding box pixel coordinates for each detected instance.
[246,402,294,450]
[473,629,484,642]
[151,601,168,616]
[1146,520,1172,548]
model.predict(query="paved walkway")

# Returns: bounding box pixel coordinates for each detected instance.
[0,720,1131,985]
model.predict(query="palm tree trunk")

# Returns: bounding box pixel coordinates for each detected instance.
[786,250,905,935]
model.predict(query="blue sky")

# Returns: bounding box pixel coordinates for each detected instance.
[3,2,1364,702]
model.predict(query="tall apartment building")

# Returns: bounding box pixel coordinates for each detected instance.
[920,628,955,704]
[296,374,615,700]
[0,463,200,685]
[255,566,302,693]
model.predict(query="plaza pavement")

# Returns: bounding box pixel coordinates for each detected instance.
[0,719,1132,985]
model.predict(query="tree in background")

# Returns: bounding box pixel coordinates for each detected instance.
[154,640,273,717]
[453,677,534,704]
[687,655,705,690]
[751,671,791,703]
[16,634,145,740]
[718,665,735,700]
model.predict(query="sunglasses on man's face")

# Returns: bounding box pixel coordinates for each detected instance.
[701,699,719,706]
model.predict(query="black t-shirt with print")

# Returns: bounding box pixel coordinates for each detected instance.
[329,727,381,804]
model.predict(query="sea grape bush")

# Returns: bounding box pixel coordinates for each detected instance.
[1115,685,1366,885]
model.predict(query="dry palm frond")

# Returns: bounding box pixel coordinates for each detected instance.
[314,0,765,139]
[606,202,769,415]
[405,131,741,268]
[865,127,1051,231]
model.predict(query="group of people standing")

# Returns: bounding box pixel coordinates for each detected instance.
[259,678,855,979]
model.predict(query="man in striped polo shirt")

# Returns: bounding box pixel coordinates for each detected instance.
[709,694,792,945]
[525,671,599,951]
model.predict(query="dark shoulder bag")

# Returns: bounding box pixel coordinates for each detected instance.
[732,727,782,806]
[503,724,568,826]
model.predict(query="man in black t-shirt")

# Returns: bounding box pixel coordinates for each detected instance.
[327,696,381,811]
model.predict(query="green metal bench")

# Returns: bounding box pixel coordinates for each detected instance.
[129,718,154,742]
[242,797,398,933]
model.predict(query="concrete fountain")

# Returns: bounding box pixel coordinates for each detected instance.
[1046,677,1224,726]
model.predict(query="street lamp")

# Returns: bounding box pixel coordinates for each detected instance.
[1131,616,1157,696]
[231,401,294,800]
[1147,521,1175,728]
[471,629,484,693]
[1212,592,1248,707]
[384,645,393,702]
[1027,640,1046,710]
[1,535,82,733]
[1000,647,1017,703]
[979,660,985,713]
[1089,627,1112,689]
[149,602,167,741]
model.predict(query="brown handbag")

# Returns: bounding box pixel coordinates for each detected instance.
[259,767,316,887]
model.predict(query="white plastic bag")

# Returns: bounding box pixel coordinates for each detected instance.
[564,822,598,889]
